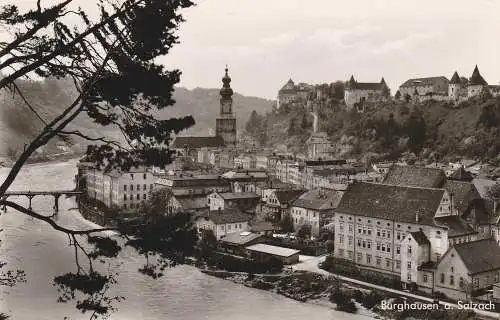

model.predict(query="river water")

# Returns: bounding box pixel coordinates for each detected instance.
[0,160,371,320]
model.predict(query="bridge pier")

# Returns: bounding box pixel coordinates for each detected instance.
[53,194,61,214]
[27,193,35,211]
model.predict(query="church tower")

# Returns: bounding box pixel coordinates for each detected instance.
[216,67,237,148]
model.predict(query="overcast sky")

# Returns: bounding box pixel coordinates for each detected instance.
[8,0,500,99]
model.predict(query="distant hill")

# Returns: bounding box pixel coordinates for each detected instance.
[0,78,274,157]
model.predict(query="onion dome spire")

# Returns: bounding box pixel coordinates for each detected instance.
[220,65,233,98]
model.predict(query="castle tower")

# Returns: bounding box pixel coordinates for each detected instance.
[468,65,488,98]
[448,71,461,101]
[215,66,237,148]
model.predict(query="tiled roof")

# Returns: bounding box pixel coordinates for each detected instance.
[472,178,497,198]
[448,167,474,182]
[410,231,430,245]
[443,180,481,215]
[461,198,491,225]
[348,82,385,91]
[196,208,252,224]
[453,239,500,275]
[220,232,263,246]
[382,165,446,188]
[274,189,306,204]
[469,65,488,86]
[335,182,444,226]
[292,189,343,211]
[156,176,230,188]
[172,136,225,149]
[305,159,347,167]
[434,216,475,237]
[400,76,449,88]
[218,192,260,200]
[450,72,461,85]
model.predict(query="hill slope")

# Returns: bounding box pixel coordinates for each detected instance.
[247,97,500,162]
[0,79,274,157]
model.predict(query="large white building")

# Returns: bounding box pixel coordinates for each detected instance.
[85,166,156,211]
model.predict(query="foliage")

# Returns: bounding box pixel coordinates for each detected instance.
[296,224,312,240]
[197,229,218,259]
[329,290,357,313]
[486,183,500,200]
[0,0,204,317]
[279,213,294,233]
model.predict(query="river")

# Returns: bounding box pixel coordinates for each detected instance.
[0,160,371,320]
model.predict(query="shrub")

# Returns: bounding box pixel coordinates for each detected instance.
[361,291,383,310]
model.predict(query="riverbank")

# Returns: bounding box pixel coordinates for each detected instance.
[200,268,483,320]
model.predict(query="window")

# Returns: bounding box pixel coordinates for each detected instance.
[143,194,147,200]
[357,239,361,246]
[440,273,445,283]
[136,194,140,200]
[150,184,153,189]
[348,251,353,259]
[228,225,231,230]
[362,241,366,248]
[459,277,465,289]
[382,230,386,238]
[450,266,454,273]
[473,278,479,287]
[450,275,454,286]
[386,259,391,268]
[220,225,225,231]
[376,257,381,266]
[387,245,391,253]
[358,228,362,234]
[124,194,127,201]
[436,230,442,239]
[123,204,127,208]
[124,185,127,191]
[357,252,362,262]
[339,235,344,244]
[239,223,242,229]
[397,232,401,240]
[348,224,353,232]
[338,249,345,257]
[363,229,366,235]
[381,244,386,252]
[143,184,147,190]
[376,243,381,250]
[130,174,134,180]
[367,241,371,249]
[407,261,412,269]
[408,246,412,255]
[137,184,140,191]
[377,230,381,237]
[407,273,412,281]
[423,274,428,283]
[366,255,372,264]
[143,173,147,180]
[348,236,353,246]
[339,223,344,231]
[368,229,372,235]
[396,260,401,269]
[130,184,134,191]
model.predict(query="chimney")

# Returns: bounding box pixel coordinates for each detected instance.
[416,212,420,223]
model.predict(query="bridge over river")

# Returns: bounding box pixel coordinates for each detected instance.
[1,190,82,213]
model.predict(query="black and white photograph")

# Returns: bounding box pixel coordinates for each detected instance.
[1,0,500,319]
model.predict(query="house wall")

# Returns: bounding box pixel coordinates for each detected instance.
[291,206,320,236]
[344,88,385,107]
[195,217,250,240]
[334,213,449,277]
[208,193,225,211]
[400,237,429,284]
[492,225,500,246]
[468,85,484,98]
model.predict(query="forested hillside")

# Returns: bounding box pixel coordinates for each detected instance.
[245,95,500,163]
[0,78,274,158]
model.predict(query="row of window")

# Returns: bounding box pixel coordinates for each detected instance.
[448,236,472,246]
[439,272,500,288]
[123,194,147,201]
[219,223,244,231]
[124,184,153,191]
[338,249,401,269]
[129,173,148,180]
[292,209,317,218]
[123,203,141,209]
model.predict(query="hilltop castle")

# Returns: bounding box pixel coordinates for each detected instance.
[276,65,500,112]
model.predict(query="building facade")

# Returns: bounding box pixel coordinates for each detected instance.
[344,76,390,109]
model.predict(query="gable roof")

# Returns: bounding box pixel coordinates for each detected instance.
[279,78,296,92]
[196,208,252,224]
[218,192,260,200]
[434,215,475,237]
[335,182,445,226]
[292,189,343,211]
[443,180,481,215]
[382,165,446,188]
[348,82,385,91]
[469,65,488,86]
[448,167,474,182]
[172,136,225,149]
[450,72,461,85]
[274,189,306,204]
[410,231,430,245]
[453,239,500,275]
[220,232,263,246]
[400,76,449,88]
